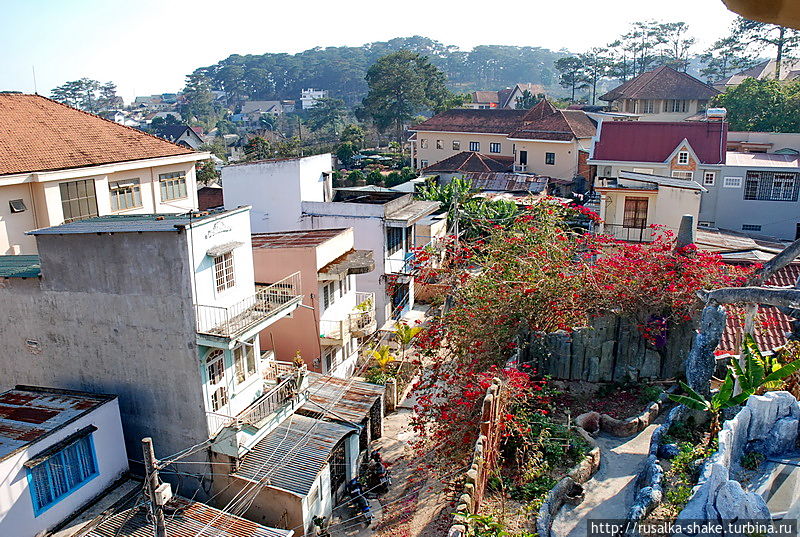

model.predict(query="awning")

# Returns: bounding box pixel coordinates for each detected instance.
[25,425,97,468]
[318,249,375,279]
[206,241,244,257]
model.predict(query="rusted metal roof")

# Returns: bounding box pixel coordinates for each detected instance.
[234,414,356,497]
[442,172,548,193]
[251,229,348,249]
[300,372,384,425]
[83,495,292,537]
[0,386,114,462]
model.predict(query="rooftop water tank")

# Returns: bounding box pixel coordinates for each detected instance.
[706,107,727,120]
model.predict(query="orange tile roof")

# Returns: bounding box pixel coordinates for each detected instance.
[0,93,195,176]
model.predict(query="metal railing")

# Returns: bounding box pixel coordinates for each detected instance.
[350,292,376,336]
[599,224,654,243]
[238,374,298,427]
[206,412,235,436]
[262,360,299,383]
[319,318,349,343]
[195,272,302,337]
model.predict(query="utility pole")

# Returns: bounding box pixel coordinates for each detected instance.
[142,438,167,537]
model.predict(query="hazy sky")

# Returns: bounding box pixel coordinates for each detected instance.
[0,0,739,103]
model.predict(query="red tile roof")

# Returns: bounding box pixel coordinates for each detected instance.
[251,228,347,248]
[413,100,596,141]
[471,91,500,103]
[591,121,727,164]
[411,108,527,134]
[600,65,720,101]
[719,264,800,353]
[424,151,514,173]
[0,93,195,176]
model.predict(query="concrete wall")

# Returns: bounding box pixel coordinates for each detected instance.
[0,231,211,498]
[700,164,800,239]
[609,98,706,121]
[510,139,586,179]
[0,183,38,254]
[0,398,128,537]
[214,476,304,535]
[222,154,332,233]
[728,131,800,153]
[412,132,511,168]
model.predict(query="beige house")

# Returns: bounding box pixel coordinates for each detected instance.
[595,171,706,242]
[411,100,596,180]
[715,59,800,91]
[600,66,719,122]
[0,94,208,254]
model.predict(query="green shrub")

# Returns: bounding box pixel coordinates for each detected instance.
[364,366,392,385]
[639,385,664,404]
[741,451,765,470]
[508,475,557,502]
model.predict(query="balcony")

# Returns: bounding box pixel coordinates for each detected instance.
[514,164,528,173]
[206,361,306,436]
[319,292,377,345]
[196,272,302,339]
[600,224,654,243]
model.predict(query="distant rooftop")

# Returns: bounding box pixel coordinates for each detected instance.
[725,151,800,167]
[251,228,347,249]
[0,254,40,278]
[0,386,115,462]
[28,208,246,236]
[332,189,407,204]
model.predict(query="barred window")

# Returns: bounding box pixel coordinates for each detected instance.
[452,140,460,151]
[214,252,235,292]
[109,179,142,211]
[490,143,501,153]
[387,226,403,256]
[744,171,799,201]
[469,141,480,152]
[159,172,188,201]
[28,434,98,515]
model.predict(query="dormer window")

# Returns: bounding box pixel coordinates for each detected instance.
[678,151,689,165]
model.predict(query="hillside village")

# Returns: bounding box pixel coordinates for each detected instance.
[3,3,800,537]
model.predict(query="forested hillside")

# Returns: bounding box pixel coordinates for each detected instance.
[190,36,565,105]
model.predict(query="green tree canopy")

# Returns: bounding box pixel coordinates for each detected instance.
[340,124,365,149]
[713,78,800,131]
[51,78,121,113]
[700,37,755,83]
[363,50,452,143]
[735,16,800,80]
[555,57,589,102]
[305,97,347,133]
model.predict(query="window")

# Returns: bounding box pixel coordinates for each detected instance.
[626,100,636,113]
[206,350,227,412]
[211,387,228,412]
[545,152,556,165]
[420,139,428,149]
[677,151,689,165]
[322,281,335,309]
[632,168,654,174]
[623,197,648,229]
[490,143,501,153]
[233,339,257,383]
[452,140,460,151]
[59,179,98,223]
[742,224,762,232]
[703,172,716,186]
[214,252,235,292]
[436,139,443,149]
[338,279,344,298]
[641,100,655,114]
[323,348,335,372]
[469,141,480,152]
[159,172,187,201]
[724,176,742,188]
[744,171,799,201]
[671,171,694,180]
[665,100,688,113]
[387,226,403,256]
[519,151,528,165]
[109,179,142,211]
[9,199,26,213]
[28,433,98,515]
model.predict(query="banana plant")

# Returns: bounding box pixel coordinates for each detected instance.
[670,334,800,443]
[368,345,395,373]
[394,322,422,365]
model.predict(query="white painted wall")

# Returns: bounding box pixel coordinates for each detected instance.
[222,154,332,233]
[0,398,128,537]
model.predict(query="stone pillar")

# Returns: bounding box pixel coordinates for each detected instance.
[676,214,696,250]
[385,378,397,413]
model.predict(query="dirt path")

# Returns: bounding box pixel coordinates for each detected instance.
[551,421,662,537]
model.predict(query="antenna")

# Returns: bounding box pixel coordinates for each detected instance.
[31,66,38,94]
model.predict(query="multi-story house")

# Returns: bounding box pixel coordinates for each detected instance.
[251,228,376,377]
[222,154,333,233]
[599,66,720,121]
[302,190,441,325]
[715,59,800,91]
[300,88,328,109]
[0,208,304,498]
[410,100,596,180]
[0,386,128,537]
[590,120,800,240]
[0,93,208,255]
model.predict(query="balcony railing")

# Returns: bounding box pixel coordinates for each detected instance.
[196,272,302,338]
[599,224,654,243]
[319,292,377,343]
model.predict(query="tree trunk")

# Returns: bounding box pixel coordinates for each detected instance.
[776,27,785,80]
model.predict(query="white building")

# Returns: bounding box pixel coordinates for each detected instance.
[0,386,127,537]
[222,154,333,233]
[300,88,329,109]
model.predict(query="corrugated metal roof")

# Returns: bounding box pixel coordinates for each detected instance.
[300,372,384,424]
[443,172,548,193]
[28,209,241,235]
[234,414,356,497]
[725,151,800,167]
[0,386,114,462]
[0,254,41,278]
[84,495,292,537]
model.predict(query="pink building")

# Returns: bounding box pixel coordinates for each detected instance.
[251,228,376,377]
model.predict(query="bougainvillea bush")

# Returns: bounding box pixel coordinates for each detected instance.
[410,200,753,468]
